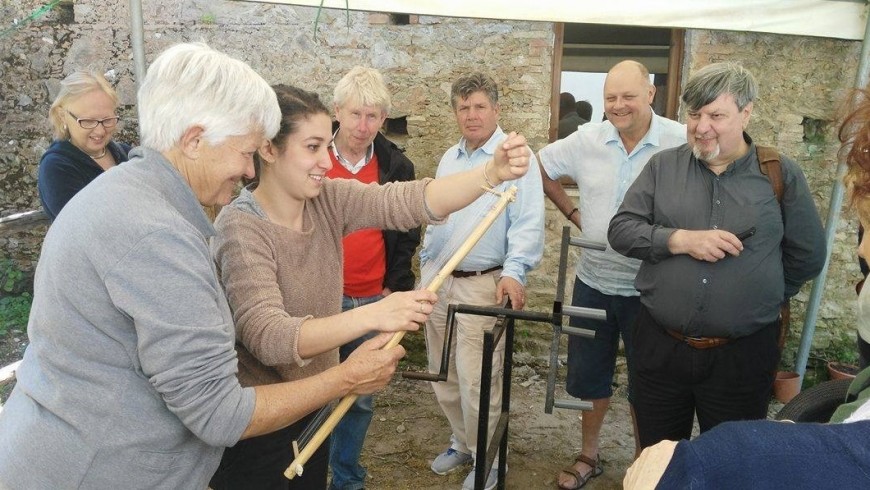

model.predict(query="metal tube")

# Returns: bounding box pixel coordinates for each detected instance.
[562,305,608,322]
[569,236,607,251]
[129,0,147,92]
[796,12,870,380]
[475,327,493,490]
[497,316,512,489]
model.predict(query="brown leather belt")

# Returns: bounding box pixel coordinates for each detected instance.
[451,265,502,278]
[665,329,731,349]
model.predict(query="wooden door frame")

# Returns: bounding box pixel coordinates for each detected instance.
[548,23,565,143]
[665,29,685,120]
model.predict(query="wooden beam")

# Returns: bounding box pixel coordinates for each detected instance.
[665,29,685,120]
[549,23,565,143]
[0,210,48,237]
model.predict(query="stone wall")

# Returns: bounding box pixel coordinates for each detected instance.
[0,1,865,356]
[0,0,554,265]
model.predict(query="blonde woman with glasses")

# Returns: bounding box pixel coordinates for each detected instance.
[38,70,130,221]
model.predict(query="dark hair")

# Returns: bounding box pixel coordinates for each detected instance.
[575,100,593,121]
[841,87,870,218]
[250,84,329,184]
[450,73,498,109]
[559,92,576,119]
[681,62,757,112]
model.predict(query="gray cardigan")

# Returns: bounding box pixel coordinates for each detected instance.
[0,147,255,489]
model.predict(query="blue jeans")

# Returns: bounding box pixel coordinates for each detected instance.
[329,294,382,490]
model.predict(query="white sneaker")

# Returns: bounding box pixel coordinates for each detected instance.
[462,463,505,490]
[430,448,473,475]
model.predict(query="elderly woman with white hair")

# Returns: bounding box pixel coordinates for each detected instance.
[0,42,532,489]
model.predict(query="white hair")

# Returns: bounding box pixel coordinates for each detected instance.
[333,66,391,114]
[137,42,280,151]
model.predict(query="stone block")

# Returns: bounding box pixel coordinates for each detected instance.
[368,13,390,25]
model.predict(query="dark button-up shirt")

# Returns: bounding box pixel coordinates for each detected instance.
[608,135,825,338]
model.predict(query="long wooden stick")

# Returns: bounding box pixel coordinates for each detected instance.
[285,185,518,479]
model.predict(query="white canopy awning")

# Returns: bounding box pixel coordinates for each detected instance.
[254,0,869,41]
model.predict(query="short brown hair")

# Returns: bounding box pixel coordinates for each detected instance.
[450,73,498,110]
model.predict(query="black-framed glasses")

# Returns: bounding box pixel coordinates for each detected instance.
[64,109,120,129]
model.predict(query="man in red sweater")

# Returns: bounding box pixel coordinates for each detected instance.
[326,66,420,490]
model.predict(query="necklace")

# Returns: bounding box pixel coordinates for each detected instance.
[87,147,108,159]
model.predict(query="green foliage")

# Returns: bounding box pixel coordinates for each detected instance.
[400,332,428,369]
[807,334,860,369]
[0,258,32,336]
[0,293,31,336]
[200,12,216,24]
[1,258,23,293]
[820,337,860,365]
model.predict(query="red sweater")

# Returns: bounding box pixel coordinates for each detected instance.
[327,151,387,297]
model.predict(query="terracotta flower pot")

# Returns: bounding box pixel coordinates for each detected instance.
[827,361,859,381]
[773,371,801,403]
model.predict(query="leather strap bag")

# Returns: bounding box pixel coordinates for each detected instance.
[757,145,791,350]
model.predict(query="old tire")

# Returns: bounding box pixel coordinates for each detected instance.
[775,378,852,423]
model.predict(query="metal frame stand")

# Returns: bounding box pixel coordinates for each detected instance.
[453,303,513,490]
[545,226,608,413]
[401,227,608,489]
[405,302,520,489]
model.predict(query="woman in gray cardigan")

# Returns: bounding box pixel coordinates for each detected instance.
[0,43,532,489]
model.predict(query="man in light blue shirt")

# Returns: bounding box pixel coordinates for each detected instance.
[421,72,544,490]
[538,60,686,490]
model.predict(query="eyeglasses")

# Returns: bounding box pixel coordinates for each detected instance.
[64,109,120,130]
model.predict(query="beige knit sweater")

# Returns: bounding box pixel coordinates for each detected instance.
[212,177,433,387]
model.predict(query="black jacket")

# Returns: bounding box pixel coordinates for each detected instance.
[334,122,421,292]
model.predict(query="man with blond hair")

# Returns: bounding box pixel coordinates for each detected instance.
[539,60,685,489]
[326,66,420,490]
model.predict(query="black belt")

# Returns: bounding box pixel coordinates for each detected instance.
[451,265,502,278]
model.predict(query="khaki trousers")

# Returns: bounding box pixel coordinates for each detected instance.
[425,271,505,457]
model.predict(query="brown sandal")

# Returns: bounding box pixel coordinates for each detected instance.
[557,454,603,490]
